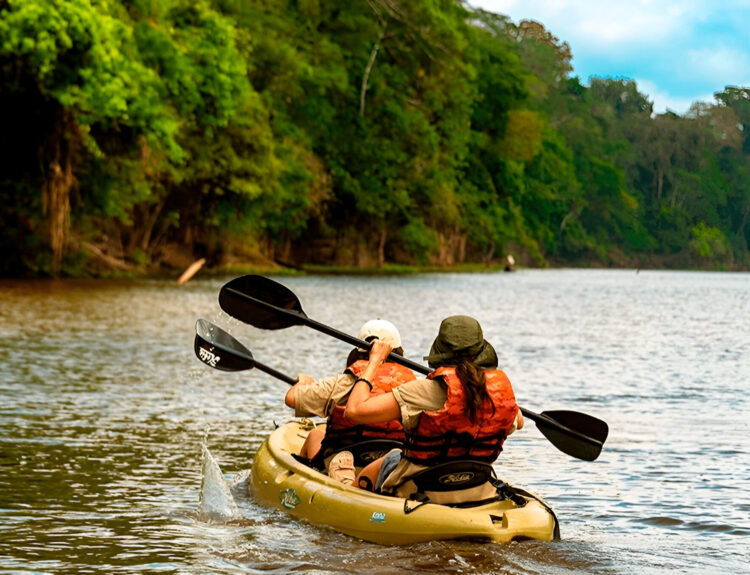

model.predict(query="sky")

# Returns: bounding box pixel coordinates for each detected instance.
[470,0,750,115]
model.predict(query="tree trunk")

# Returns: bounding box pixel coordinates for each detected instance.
[360,25,386,118]
[656,164,664,201]
[559,207,577,243]
[456,227,466,263]
[736,203,750,239]
[41,112,76,274]
[484,240,495,265]
[139,200,165,254]
[377,225,387,267]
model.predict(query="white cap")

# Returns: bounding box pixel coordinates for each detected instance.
[357,319,401,350]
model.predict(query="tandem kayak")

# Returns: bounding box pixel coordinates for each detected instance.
[249,420,560,544]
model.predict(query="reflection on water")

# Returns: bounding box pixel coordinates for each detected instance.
[1,271,748,574]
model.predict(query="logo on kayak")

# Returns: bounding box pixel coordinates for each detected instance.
[439,471,475,485]
[370,511,386,523]
[279,488,301,509]
[198,346,221,367]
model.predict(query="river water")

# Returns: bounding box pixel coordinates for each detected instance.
[0,270,748,574]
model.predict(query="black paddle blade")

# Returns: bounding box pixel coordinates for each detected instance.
[535,410,609,461]
[219,275,306,329]
[543,410,609,443]
[194,319,255,372]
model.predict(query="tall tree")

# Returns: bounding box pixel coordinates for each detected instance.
[0,0,175,272]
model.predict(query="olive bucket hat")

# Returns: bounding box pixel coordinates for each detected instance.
[423,315,498,369]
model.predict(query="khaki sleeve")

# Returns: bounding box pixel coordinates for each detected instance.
[294,373,356,418]
[391,379,447,432]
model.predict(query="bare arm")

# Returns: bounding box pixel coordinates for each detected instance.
[507,408,524,435]
[343,340,401,424]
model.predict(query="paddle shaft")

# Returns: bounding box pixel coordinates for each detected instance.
[253,361,298,385]
[224,287,599,446]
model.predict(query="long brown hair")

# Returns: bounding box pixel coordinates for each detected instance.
[455,358,495,424]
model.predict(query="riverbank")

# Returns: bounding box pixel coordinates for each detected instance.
[8,257,747,281]
[7,236,747,280]
[216,261,510,277]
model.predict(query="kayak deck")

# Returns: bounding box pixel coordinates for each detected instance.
[249,421,559,545]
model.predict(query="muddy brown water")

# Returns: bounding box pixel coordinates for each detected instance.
[1,270,748,574]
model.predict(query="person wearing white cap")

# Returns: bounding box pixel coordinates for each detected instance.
[284,319,415,484]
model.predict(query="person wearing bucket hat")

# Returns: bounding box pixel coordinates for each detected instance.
[343,315,523,503]
[284,319,415,485]
[423,315,498,369]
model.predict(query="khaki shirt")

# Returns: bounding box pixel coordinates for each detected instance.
[294,373,357,418]
[296,375,518,434]
[294,373,449,424]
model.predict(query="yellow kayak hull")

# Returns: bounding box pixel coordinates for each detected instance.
[249,421,559,545]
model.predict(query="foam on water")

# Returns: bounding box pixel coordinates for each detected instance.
[197,436,241,523]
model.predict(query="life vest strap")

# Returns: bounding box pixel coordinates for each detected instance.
[403,430,506,465]
[322,425,405,450]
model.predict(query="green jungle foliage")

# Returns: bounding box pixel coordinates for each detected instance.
[1,0,749,275]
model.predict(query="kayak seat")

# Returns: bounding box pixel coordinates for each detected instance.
[403,460,499,514]
[297,439,404,473]
[346,439,403,468]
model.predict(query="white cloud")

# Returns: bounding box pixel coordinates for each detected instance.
[471,0,701,48]
[686,47,750,86]
[573,6,685,46]
[635,78,714,115]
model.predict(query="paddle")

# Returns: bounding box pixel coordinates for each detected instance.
[194,318,296,384]
[218,275,609,461]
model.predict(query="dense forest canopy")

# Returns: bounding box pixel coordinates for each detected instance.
[1,0,749,276]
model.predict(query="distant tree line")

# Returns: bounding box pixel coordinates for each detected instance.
[1,0,749,275]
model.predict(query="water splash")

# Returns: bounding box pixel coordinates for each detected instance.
[198,430,241,523]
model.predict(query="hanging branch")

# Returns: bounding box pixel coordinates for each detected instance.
[360,24,387,118]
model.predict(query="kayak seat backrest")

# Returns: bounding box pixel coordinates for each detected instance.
[408,459,495,493]
[347,439,404,467]
[402,460,497,514]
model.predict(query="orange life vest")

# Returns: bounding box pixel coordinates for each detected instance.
[403,366,518,464]
[321,360,414,452]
